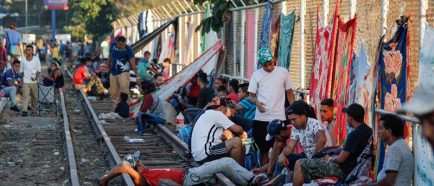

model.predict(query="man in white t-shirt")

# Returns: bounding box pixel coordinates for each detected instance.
[278,101,330,170]
[364,114,414,186]
[20,45,41,116]
[100,36,110,59]
[191,96,245,165]
[248,48,295,165]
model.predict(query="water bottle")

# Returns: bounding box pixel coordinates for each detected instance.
[175,112,185,131]
[280,168,289,185]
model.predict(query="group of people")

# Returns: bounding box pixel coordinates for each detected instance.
[97,46,429,186]
[0,23,66,116]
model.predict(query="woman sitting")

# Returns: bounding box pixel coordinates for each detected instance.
[42,62,65,89]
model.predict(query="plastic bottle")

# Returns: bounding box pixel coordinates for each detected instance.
[175,112,185,131]
[280,168,288,185]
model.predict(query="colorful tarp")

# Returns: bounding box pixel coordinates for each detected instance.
[309,6,338,120]
[331,16,357,145]
[130,41,224,116]
[348,42,375,126]
[415,24,434,186]
[376,23,409,176]
[201,5,219,74]
[259,0,272,69]
[246,9,256,78]
[419,25,434,83]
[277,11,296,69]
[131,18,178,53]
[270,14,281,65]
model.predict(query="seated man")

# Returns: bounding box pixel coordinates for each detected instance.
[73,57,91,91]
[319,98,337,146]
[252,119,298,176]
[191,95,245,165]
[234,83,256,120]
[99,157,268,186]
[361,114,414,186]
[1,60,21,112]
[278,101,329,171]
[293,103,372,186]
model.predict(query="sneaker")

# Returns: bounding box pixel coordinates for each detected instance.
[251,173,269,185]
[10,106,19,112]
[21,112,28,117]
[134,128,138,132]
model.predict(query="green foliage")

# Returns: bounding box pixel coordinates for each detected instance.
[194,0,268,34]
[65,0,120,40]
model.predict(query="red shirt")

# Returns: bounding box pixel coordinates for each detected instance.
[73,65,88,84]
[0,48,6,71]
[139,94,153,112]
[227,93,239,102]
[141,168,184,186]
[188,83,201,97]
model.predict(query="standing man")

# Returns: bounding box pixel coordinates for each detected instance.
[100,36,111,60]
[20,45,41,116]
[2,23,24,62]
[108,36,139,105]
[248,48,295,166]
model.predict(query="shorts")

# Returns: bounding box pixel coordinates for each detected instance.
[300,158,345,181]
[197,142,229,164]
[252,120,274,156]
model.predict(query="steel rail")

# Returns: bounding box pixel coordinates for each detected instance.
[60,88,80,186]
[67,71,135,186]
[78,89,135,186]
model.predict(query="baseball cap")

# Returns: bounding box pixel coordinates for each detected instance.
[258,48,273,64]
[286,101,308,116]
[265,119,286,141]
[342,103,365,122]
[399,82,434,115]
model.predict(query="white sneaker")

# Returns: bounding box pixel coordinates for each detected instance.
[134,128,138,132]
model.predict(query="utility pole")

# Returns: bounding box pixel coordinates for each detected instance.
[25,0,28,32]
[52,10,56,42]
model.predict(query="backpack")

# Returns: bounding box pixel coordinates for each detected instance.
[177,124,192,144]
[186,109,206,158]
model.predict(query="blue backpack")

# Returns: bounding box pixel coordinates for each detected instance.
[177,124,192,144]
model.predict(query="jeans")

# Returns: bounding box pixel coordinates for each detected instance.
[2,86,17,106]
[136,112,166,134]
[184,157,255,186]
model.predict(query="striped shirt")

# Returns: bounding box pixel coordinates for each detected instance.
[238,98,256,120]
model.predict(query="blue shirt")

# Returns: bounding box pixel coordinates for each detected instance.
[238,98,256,120]
[4,30,21,45]
[2,69,20,87]
[110,43,134,76]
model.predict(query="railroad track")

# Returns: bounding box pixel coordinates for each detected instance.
[61,71,234,185]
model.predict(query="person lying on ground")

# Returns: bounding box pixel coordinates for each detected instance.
[191,95,245,165]
[277,101,331,171]
[98,157,269,186]
[360,114,413,186]
[292,103,372,186]
[1,60,21,112]
[135,79,166,135]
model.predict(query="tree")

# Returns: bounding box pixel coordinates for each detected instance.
[64,0,120,40]
[194,0,267,34]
